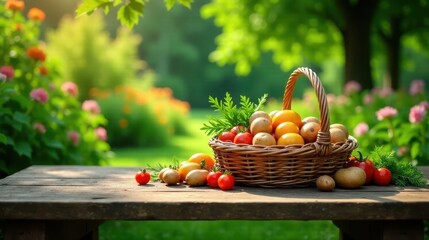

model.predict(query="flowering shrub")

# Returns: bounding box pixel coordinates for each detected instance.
[328,80,428,165]
[91,85,190,148]
[0,1,110,177]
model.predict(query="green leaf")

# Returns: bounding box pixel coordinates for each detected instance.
[13,112,30,125]
[165,0,177,10]
[410,142,420,159]
[117,4,143,28]
[0,133,7,144]
[129,0,144,12]
[43,138,64,149]
[165,0,193,10]
[14,141,32,158]
[76,0,113,16]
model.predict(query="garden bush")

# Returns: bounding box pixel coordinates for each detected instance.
[46,12,145,101]
[92,85,190,148]
[0,1,110,177]
[45,7,191,149]
[329,80,428,165]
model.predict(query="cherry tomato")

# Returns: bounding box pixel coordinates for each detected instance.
[218,131,236,142]
[207,171,222,188]
[135,169,151,185]
[234,132,253,145]
[346,152,375,184]
[230,125,247,135]
[373,168,392,186]
[218,173,235,190]
[358,160,375,185]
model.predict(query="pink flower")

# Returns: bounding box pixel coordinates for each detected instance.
[61,81,78,96]
[420,101,429,111]
[326,94,336,106]
[336,95,348,105]
[409,104,427,124]
[353,122,369,137]
[30,88,49,104]
[409,79,425,96]
[0,65,14,80]
[372,87,393,98]
[95,127,107,141]
[67,131,80,146]
[344,80,361,95]
[33,122,46,134]
[363,94,373,105]
[376,106,398,121]
[82,100,101,115]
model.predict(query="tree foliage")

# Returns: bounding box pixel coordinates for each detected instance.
[76,0,194,27]
[76,0,429,93]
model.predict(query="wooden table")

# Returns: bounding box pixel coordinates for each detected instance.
[0,166,428,240]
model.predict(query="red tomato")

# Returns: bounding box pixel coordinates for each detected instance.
[207,171,222,188]
[218,131,236,142]
[346,152,375,184]
[358,160,376,185]
[345,158,360,168]
[373,168,392,186]
[218,173,235,190]
[135,169,151,185]
[234,132,253,145]
[230,125,247,135]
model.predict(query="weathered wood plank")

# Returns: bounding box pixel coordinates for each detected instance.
[0,166,428,222]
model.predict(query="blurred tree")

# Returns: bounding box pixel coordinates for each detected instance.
[76,0,429,92]
[375,0,429,90]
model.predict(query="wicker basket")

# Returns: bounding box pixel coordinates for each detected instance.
[208,67,358,188]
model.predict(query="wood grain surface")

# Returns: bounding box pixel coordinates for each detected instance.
[1,165,428,221]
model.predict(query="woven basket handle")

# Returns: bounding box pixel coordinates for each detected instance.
[283,67,332,156]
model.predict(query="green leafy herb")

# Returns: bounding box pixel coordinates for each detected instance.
[201,92,268,136]
[370,146,427,187]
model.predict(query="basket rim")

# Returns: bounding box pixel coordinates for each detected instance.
[208,135,358,157]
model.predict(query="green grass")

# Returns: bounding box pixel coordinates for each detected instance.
[99,109,339,240]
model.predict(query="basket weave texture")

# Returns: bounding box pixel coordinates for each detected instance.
[208,67,358,188]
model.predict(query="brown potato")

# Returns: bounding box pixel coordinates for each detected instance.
[249,111,271,125]
[158,167,171,182]
[330,123,349,138]
[250,117,272,135]
[162,169,180,185]
[334,167,366,189]
[300,122,321,143]
[185,169,209,187]
[329,127,347,143]
[302,116,320,125]
[316,175,335,192]
[252,132,276,146]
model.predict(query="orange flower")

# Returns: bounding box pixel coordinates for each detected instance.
[14,24,23,31]
[39,66,48,75]
[27,8,45,21]
[27,47,46,61]
[5,0,25,11]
